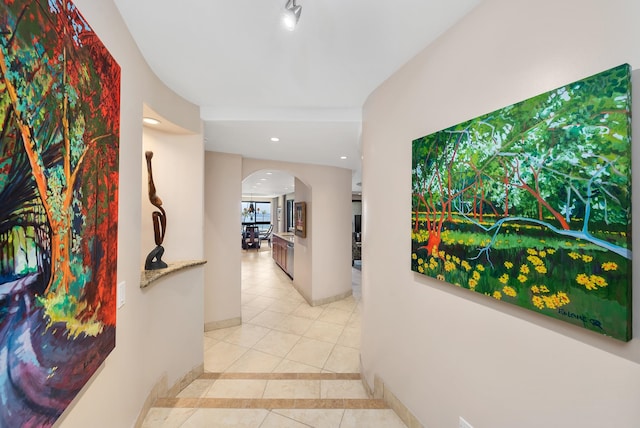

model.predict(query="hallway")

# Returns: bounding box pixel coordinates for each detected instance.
[142,247,406,427]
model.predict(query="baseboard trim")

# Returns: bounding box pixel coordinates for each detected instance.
[310,289,353,307]
[360,361,424,428]
[204,317,242,332]
[134,363,204,428]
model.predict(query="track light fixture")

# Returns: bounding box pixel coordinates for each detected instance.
[282,0,302,31]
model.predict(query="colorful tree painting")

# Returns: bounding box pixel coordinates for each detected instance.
[0,0,120,425]
[411,64,631,341]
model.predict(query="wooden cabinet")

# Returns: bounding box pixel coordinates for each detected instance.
[272,234,293,278]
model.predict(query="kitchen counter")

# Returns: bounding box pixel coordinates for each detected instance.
[272,233,294,278]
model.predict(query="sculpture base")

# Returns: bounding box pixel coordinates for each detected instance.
[145,245,168,270]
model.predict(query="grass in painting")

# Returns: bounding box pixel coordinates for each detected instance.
[411,217,630,339]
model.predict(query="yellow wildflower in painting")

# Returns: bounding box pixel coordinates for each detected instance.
[412,253,417,260]
[527,255,543,266]
[532,296,545,309]
[444,261,456,272]
[436,274,445,281]
[601,262,618,271]
[461,260,472,271]
[520,264,530,274]
[535,265,547,274]
[539,250,547,258]
[503,286,517,297]
[546,248,556,255]
[493,291,502,300]
[472,271,481,281]
[531,285,540,294]
[504,261,513,269]
[418,266,424,274]
[543,295,558,309]
[418,258,424,265]
[468,278,478,289]
[576,273,597,290]
[590,275,608,288]
[582,255,593,263]
[539,285,550,293]
[557,292,570,306]
[568,252,581,260]
[517,274,528,283]
[499,273,509,284]
[527,248,538,255]
[476,264,485,272]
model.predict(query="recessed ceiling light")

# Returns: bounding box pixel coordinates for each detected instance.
[270,137,280,142]
[340,156,347,160]
[260,178,267,181]
[266,172,273,175]
[143,117,160,125]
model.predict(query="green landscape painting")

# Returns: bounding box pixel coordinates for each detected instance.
[411,64,632,341]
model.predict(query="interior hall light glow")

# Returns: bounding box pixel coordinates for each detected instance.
[282,0,302,31]
[340,156,348,160]
[143,117,160,125]
[270,137,280,142]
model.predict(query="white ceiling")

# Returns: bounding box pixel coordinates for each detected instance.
[115,0,480,196]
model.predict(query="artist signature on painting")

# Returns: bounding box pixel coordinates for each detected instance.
[557,308,603,330]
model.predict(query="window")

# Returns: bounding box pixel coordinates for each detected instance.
[241,201,271,232]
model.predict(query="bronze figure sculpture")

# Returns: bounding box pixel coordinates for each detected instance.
[144,151,168,270]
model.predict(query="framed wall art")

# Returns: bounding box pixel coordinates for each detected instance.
[0,0,120,425]
[411,64,632,341]
[295,201,307,238]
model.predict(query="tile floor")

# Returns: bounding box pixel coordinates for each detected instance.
[142,247,406,427]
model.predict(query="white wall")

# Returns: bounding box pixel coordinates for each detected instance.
[204,152,242,328]
[294,178,312,302]
[55,1,205,427]
[361,1,640,427]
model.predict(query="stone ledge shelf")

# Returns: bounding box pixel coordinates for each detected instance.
[140,260,207,289]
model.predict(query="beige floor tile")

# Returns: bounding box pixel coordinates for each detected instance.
[225,349,283,373]
[267,298,303,314]
[340,409,407,427]
[247,310,288,329]
[321,380,369,399]
[223,324,271,348]
[285,337,335,368]
[243,295,277,310]
[203,335,218,351]
[204,341,249,372]
[177,379,214,398]
[181,408,269,428]
[273,359,323,373]
[347,311,362,328]
[262,379,320,399]
[204,325,239,341]
[304,320,345,343]
[274,314,314,335]
[273,409,346,428]
[205,379,267,399]
[260,412,313,428]
[241,306,263,322]
[318,307,353,326]
[291,303,325,320]
[141,408,197,428]
[337,326,361,349]
[253,330,302,358]
[328,296,359,312]
[324,345,361,373]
